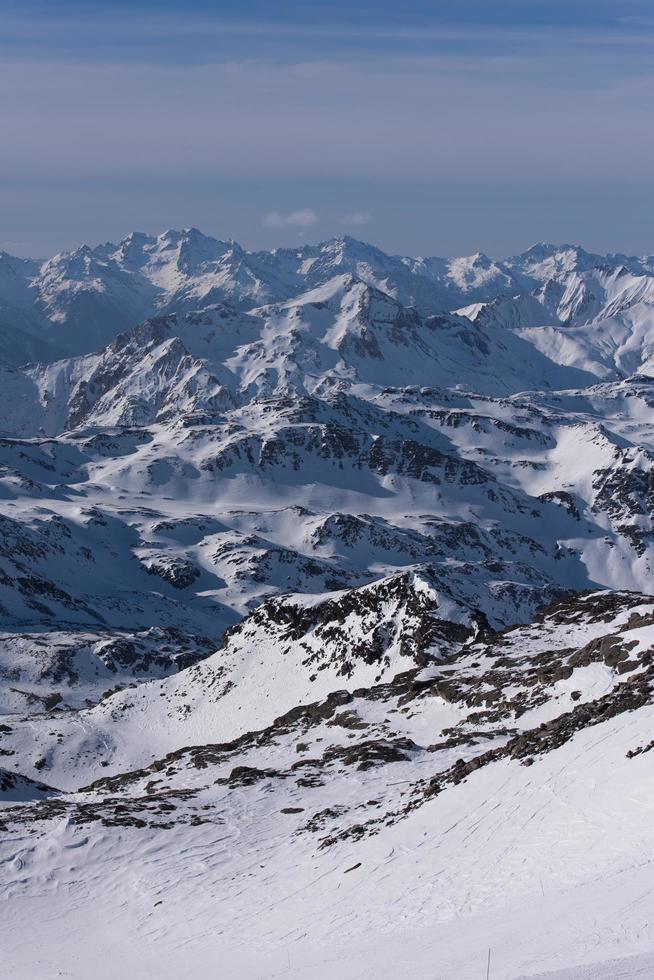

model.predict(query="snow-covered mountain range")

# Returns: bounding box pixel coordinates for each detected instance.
[4,229,654,370]
[2,230,654,978]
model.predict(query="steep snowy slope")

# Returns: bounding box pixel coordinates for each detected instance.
[0,252,60,365]
[2,231,654,979]
[35,245,159,353]
[2,306,654,667]
[0,566,568,789]
[456,292,558,331]
[2,591,654,979]
[457,248,654,382]
[0,628,215,714]
[1,276,595,438]
[4,231,654,381]
[242,276,594,395]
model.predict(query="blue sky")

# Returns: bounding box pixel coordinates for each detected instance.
[1,0,653,257]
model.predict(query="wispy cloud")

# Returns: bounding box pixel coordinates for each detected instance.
[1,1,653,256]
[343,211,371,227]
[263,208,318,228]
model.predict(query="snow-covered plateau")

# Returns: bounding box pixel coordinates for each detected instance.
[2,230,654,978]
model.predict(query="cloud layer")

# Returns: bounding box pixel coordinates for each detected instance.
[1,2,653,256]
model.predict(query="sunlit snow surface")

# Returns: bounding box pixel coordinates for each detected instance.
[1,233,654,977]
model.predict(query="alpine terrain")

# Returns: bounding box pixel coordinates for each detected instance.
[2,229,654,979]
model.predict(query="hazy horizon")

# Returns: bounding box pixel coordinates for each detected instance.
[2,0,653,257]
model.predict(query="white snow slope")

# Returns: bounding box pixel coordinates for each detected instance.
[1,232,654,979]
